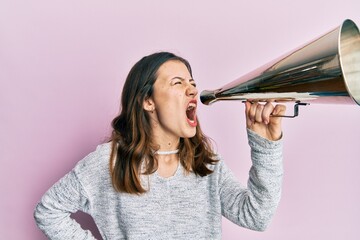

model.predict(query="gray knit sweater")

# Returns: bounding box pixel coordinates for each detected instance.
[34,129,283,239]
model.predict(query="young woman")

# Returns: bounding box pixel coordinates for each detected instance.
[34,52,286,239]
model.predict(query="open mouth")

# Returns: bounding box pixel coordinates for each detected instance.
[186,100,197,127]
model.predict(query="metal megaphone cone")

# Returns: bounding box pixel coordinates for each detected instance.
[200,19,360,117]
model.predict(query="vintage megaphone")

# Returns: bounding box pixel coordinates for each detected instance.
[200,19,360,117]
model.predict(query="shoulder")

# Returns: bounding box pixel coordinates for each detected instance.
[207,154,224,171]
[206,154,229,179]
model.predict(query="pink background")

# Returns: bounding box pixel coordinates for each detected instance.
[1,0,360,239]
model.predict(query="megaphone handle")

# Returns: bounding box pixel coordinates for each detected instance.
[271,102,309,118]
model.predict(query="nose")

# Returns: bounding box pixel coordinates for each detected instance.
[186,83,198,97]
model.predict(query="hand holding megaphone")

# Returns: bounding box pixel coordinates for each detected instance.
[245,101,287,141]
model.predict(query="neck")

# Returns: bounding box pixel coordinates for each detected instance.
[150,126,180,152]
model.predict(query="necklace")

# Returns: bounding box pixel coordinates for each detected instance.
[154,149,179,155]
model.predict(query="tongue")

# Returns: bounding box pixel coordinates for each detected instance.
[186,108,195,120]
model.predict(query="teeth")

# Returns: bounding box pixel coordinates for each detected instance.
[187,102,196,110]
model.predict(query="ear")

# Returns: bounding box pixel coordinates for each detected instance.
[143,97,155,112]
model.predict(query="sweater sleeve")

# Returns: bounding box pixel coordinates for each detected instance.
[34,169,97,239]
[219,128,283,231]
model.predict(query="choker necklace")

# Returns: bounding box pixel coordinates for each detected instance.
[154,149,179,155]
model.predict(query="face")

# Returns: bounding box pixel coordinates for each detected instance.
[144,60,198,142]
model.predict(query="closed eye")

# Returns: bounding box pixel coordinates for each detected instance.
[171,77,197,87]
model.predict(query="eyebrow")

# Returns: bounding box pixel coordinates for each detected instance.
[171,77,195,82]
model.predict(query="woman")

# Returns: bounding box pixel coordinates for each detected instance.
[34,52,286,239]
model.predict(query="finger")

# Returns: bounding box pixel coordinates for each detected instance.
[255,103,264,123]
[244,101,250,127]
[244,101,251,123]
[262,102,275,125]
[245,101,255,128]
[249,101,258,123]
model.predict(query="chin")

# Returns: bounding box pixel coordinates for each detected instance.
[182,129,197,139]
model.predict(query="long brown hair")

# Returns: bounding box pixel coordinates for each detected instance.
[110,52,217,194]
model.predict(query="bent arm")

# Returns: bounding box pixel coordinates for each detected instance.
[220,128,283,231]
[34,170,96,239]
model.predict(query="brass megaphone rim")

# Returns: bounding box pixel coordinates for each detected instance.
[339,19,360,105]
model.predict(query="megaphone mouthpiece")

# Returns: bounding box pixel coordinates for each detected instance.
[200,90,218,105]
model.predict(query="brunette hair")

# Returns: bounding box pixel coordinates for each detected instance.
[110,52,217,194]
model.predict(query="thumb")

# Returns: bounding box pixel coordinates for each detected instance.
[270,104,287,124]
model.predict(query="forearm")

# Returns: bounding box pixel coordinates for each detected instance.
[220,129,283,231]
[246,128,283,229]
[34,202,96,239]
